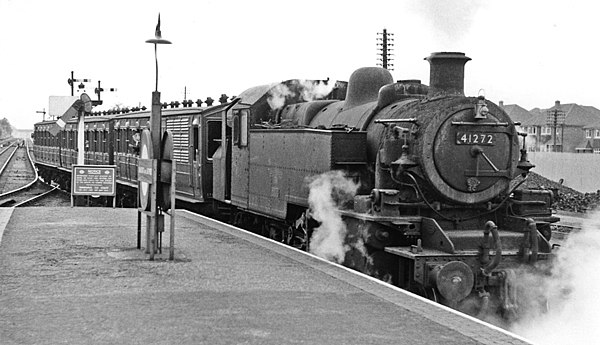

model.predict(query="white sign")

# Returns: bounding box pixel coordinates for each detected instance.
[48,96,78,118]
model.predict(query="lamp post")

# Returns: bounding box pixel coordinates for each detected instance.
[145,13,171,161]
[143,13,171,260]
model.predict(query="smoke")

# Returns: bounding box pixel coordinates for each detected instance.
[525,134,538,151]
[409,0,484,45]
[267,79,334,110]
[510,210,600,344]
[267,83,294,110]
[307,171,360,264]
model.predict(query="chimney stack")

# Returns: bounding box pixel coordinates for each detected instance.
[425,52,471,97]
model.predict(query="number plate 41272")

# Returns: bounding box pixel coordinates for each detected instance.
[456,132,495,145]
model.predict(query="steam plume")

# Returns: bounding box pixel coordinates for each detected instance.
[267,79,334,110]
[410,0,483,45]
[511,210,600,344]
[267,83,294,110]
[307,171,359,263]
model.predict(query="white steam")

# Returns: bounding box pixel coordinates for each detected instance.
[267,83,294,110]
[409,0,484,46]
[525,134,538,151]
[511,210,600,344]
[307,171,359,264]
[267,79,334,110]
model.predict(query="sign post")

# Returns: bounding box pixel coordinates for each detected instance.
[71,165,117,207]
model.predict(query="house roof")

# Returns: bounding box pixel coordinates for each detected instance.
[583,117,600,129]
[547,103,600,126]
[515,103,600,127]
[575,138,593,150]
[520,108,547,126]
[502,104,533,124]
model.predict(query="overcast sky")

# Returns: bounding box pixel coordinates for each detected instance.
[0,0,597,129]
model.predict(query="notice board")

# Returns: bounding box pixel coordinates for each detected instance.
[71,165,116,196]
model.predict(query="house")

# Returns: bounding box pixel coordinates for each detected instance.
[501,100,600,153]
[579,118,600,154]
[500,102,540,151]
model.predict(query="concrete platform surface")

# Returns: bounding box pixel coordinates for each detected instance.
[0,207,531,344]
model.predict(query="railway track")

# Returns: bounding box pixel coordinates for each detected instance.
[551,211,586,243]
[0,140,69,207]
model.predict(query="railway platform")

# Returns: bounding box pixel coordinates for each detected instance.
[0,207,531,344]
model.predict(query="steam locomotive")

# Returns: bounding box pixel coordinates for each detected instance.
[32,52,557,318]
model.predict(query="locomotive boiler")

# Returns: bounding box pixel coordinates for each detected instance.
[220,52,556,317]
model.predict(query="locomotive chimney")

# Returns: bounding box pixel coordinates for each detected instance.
[425,52,471,97]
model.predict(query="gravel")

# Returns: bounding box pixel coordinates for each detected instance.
[516,172,600,213]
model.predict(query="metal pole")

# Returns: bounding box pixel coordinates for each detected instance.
[553,110,557,152]
[169,160,176,260]
[149,92,162,260]
[77,109,85,164]
[561,123,565,152]
[137,209,141,249]
[150,159,160,260]
[154,44,159,92]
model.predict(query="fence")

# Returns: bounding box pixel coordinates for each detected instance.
[527,152,600,193]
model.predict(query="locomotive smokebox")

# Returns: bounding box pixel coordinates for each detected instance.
[425,52,471,97]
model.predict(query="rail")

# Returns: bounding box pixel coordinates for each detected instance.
[13,185,61,207]
[0,140,40,199]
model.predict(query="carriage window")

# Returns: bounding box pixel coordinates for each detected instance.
[85,131,90,151]
[206,121,221,160]
[192,126,199,161]
[125,129,131,154]
[119,129,125,153]
[103,130,108,153]
[116,129,121,153]
[232,112,240,146]
[93,131,98,152]
[130,130,140,155]
[232,109,249,147]
[115,129,121,153]
[121,129,128,153]
[240,109,248,147]
[98,131,104,153]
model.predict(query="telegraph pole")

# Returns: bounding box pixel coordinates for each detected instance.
[546,107,565,152]
[377,29,394,71]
